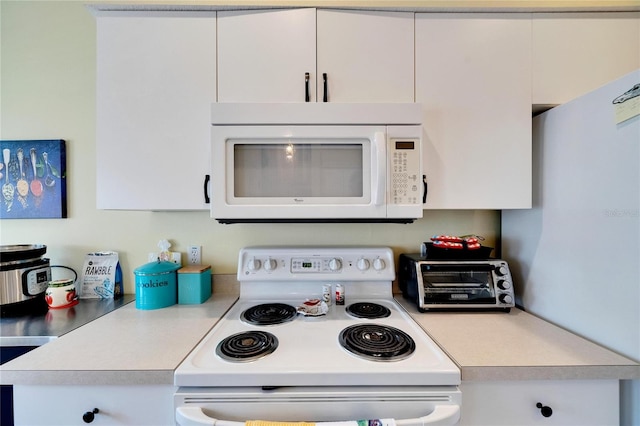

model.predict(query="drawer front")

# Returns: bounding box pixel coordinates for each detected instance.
[460,380,618,425]
[14,384,174,425]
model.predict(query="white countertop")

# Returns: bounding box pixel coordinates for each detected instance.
[0,292,237,386]
[1,276,638,386]
[397,297,640,381]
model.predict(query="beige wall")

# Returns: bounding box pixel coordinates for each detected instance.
[0,1,500,293]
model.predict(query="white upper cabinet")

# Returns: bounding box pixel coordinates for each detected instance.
[416,14,532,209]
[217,8,316,102]
[217,8,414,103]
[533,12,640,106]
[96,12,216,210]
[316,9,414,102]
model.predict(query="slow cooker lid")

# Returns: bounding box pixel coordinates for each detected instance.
[0,244,47,263]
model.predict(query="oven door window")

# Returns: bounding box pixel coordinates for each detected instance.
[233,141,365,199]
[421,267,496,304]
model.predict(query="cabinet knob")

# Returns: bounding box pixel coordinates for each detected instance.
[536,402,553,418]
[82,408,100,423]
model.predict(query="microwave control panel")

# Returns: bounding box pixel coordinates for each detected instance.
[389,138,421,205]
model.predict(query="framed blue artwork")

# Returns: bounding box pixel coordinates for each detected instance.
[0,139,67,219]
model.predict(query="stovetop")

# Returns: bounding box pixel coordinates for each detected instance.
[174,247,461,388]
[175,297,460,387]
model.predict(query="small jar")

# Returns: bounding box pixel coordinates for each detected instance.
[45,278,78,309]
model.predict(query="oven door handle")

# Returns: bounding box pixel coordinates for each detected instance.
[176,404,460,426]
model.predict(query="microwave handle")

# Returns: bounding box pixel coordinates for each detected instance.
[373,131,386,206]
[176,405,460,426]
[423,174,428,204]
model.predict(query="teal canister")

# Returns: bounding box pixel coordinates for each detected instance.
[178,265,212,304]
[133,260,180,310]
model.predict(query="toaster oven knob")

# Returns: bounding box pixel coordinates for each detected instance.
[247,258,262,271]
[499,294,513,304]
[497,280,511,290]
[495,265,508,276]
[264,258,277,271]
[373,258,386,271]
[357,258,370,271]
[329,258,342,271]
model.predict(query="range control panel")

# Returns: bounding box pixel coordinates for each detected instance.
[238,246,395,281]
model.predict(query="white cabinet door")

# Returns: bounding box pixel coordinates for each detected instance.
[460,380,619,425]
[316,10,414,102]
[217,9,413,103]
[96,12,216,210]
[14,384,174,425]
[416,14,532,209]
[533,12,640,106]
[217,8,316,102]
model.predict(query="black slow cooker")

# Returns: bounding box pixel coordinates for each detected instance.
[0,244,51,316]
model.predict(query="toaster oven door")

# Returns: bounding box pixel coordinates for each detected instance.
[419,265,497,306]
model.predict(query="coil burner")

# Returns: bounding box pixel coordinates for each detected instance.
[345,302,391,319]
[215,331,278,362]
[241,303,298,326]
[339,323,415,362]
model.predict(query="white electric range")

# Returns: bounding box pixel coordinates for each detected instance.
[175,247,461,426]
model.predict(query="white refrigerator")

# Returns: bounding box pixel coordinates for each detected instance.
[502,69,639,424]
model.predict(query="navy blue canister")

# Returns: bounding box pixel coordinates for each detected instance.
[134,260,180,310]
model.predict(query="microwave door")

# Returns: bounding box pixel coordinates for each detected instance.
[211,125,387,221]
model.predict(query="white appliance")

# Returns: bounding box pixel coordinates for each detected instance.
[175,246,461,425]
[210,103,424,223]
[502,70,639,422]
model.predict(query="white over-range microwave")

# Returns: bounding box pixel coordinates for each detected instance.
[210,103,424,224]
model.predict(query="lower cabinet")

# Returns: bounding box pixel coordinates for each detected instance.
[12,380,619,425]
[13,384,175,425]
[459,380,619,425]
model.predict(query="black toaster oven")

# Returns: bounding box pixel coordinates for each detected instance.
[398,253,515,312]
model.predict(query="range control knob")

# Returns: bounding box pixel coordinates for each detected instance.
[357,258,370,271]
[497,280,511,290]
[247,258,262,272]
[373,258,386,271]
[264,258,277,271]
[328,258,342,271]
[499,293,513,304]
[495,265,508,276]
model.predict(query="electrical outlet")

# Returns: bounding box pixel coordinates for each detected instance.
[188,245,202,265]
